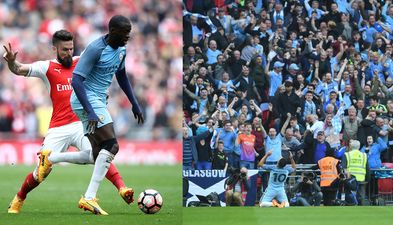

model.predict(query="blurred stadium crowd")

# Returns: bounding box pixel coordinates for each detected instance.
[0,0,182,140]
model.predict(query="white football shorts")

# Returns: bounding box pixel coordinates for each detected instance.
[41,121,91,153]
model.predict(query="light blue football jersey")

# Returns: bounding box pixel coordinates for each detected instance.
[264,165,294,190]
[70,35,126,109]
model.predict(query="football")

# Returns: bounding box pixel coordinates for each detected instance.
[137,189,163,214]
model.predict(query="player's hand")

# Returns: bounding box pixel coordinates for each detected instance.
[3,43,18,63]
[289,151,293,160]
[87,113,100,135]
[266,150,273,156]
[132,107,144,124]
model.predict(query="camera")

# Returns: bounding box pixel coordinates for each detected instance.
[225,167,241,187]
[339,173,346,179]
[226,166,249,186]
[227,166,240,175]
[302,172,314,183]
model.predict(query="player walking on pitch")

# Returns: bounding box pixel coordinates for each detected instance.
[3,30,134,214]
[65,15,144,215]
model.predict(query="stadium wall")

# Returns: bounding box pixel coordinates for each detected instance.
[0,140,181,165]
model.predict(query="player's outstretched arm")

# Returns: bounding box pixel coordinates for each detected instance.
[257,150,272,167]
[115,68,144,124]
[3,43,30,76]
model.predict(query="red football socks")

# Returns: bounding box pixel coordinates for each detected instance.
[105,163,125,190]
[17,172,39,200]
[16,164,125,200]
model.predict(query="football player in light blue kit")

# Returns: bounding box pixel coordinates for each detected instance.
[258,150,296,207]
[70,15,144,215]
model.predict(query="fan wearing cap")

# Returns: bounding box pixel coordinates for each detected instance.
[284,63,300,81]
[301,117,325,164]
[312,131,332,164]
[266,61,284,100]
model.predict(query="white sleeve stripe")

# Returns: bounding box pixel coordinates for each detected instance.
[26,65,33,77]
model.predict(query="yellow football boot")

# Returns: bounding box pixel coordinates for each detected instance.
[37,150,52,183]
[78,196,108,215]
[119,187,134,204]
[8,195,24,214]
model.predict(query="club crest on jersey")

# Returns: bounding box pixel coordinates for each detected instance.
[98,114,105,122]
[119,52,124,61]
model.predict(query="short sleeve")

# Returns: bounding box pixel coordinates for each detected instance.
[73,43,103,78]
[118,50,126,71]
[27,60,49,79]
[285,166,295,173]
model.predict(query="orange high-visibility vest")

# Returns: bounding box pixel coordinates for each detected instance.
[318,156,339,187]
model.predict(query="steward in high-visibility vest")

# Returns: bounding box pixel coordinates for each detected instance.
[316,148,343,206]
[318,156,340,187]
[344,150,368,182]
[343,140,369,205]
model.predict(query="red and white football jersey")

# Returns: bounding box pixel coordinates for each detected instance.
[27,57,80,128]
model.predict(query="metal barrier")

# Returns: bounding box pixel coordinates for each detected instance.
[257,164,393,206]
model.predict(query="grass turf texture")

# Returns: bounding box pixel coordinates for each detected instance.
[183,206,393,225]
[0,165,181,225]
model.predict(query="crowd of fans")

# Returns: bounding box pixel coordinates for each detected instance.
[182,0,393,171]
[0,0,182,140]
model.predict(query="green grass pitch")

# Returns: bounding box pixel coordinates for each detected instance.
[3,165,393,225]
[0,164,181,225]
[183,206,393,225]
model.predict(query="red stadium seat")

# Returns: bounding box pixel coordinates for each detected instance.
[378,178,393,194]
[382,163,393,169]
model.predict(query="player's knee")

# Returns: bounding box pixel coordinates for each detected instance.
[99,138,119,155]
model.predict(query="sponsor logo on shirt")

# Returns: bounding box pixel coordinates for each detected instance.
[56,78,73,92]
